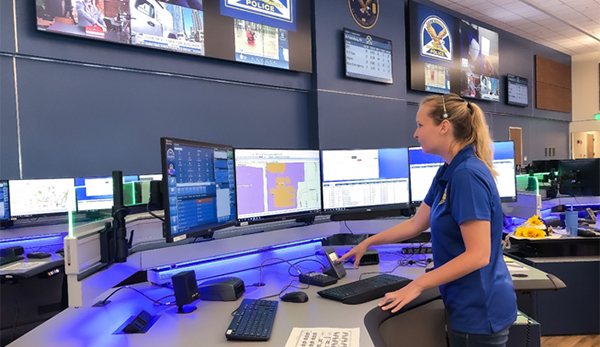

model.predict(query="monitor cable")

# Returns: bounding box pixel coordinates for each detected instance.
[93,285,176,307]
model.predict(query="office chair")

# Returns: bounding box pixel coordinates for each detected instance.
[364,287,446,347]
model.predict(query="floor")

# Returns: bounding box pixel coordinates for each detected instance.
[541,335,600,347]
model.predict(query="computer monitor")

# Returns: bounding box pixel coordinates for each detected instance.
[321,148,410,216]
[493,141,517,202]
[161,138,237,243]
[1,181,10,221]
[235,149,322,224]
[409,147,444,205]
[8,178,76,218]
[558,158,600,197]
[75,175,139,212]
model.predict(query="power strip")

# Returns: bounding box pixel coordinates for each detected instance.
[401,246,432,254]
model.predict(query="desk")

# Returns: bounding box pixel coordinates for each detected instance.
[6,246,558,347]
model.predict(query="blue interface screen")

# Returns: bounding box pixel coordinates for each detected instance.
[164,140,236,241]
[0,181,9,220]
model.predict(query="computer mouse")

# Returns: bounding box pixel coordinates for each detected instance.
[280,291,309,303]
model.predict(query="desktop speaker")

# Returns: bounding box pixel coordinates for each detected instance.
[172,270,199,313]
[359,249,380,266]
[198,277,245,301]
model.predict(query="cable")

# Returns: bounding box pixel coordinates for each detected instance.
[96,286,176,307]
[253,257,306,287]
[257,279,310,301]
[146,203,164,221]
[343,221,361,245]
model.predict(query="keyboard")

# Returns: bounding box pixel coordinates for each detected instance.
[0,255,24,266]
[317,274,412,305]
[299,271,338,287]
[225,298,278,341]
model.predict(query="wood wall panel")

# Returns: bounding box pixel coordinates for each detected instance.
[536,55,572,113]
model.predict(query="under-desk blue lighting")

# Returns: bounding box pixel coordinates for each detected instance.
[0,232,67,244]
[161,238,322,270]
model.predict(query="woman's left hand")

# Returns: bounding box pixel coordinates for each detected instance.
[378,282,423,313]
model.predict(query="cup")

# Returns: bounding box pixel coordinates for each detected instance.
[565,210,578,237]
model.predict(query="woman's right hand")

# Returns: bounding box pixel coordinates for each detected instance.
[338,242,369,268]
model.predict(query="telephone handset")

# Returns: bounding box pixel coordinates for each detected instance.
[323,248,346,279]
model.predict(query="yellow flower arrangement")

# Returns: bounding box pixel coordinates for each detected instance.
[514,215,547,238]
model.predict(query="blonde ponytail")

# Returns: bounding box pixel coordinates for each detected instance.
[420,93,497,177]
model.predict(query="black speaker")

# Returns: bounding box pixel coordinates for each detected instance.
[358,249,380,266]
[172,270,199,314]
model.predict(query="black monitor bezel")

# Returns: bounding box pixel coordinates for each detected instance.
[161,137,237,243]
[506,74,529,107]
[320,148,411,218]
[343,27,393,84]
[8,178,76,219]
[1,180,10,221]
[234,148,322,226]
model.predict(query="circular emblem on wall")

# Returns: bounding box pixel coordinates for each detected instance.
[348,0,379,29]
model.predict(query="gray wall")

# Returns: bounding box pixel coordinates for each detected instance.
[0,0,571,180]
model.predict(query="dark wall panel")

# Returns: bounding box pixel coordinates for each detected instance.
[15,58,309,179]
[0,1,15,53]
[317,92,412,150]
[1,56,20,180]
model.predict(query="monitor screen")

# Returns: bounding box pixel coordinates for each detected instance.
[161,138,236,243]
[1,181,10,221]
[459,20,499,102]
[321,148,410,214]
[75,175,139,212]
[9,178,76,218]
[408,147,444,205]
[343,28,393,84]
[507,74,528,107]
[558,159,600,197]
[235,149,322,224]
[35,0,312,73]
[493,141,517,202]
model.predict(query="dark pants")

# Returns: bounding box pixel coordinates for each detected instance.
[448,325,510,347]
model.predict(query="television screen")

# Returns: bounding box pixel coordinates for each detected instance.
[407,1,457,94]
[507,74,528,107]
[343,28,393,84]
[35,0,312,73]
[493,141,517,202]
[408,147,444,205]
[321,148,410,214]
[9,178,76,218]
[75,175,139,212]
[161,137,236,243]
[459,20,499,102]
[235,149,321,224]
[0,181,10,221]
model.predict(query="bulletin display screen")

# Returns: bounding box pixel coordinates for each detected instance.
[506,74,528,107]
[343,28,393,84]
[36,0,312,73]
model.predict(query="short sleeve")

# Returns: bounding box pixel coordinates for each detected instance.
[448,169,492,225]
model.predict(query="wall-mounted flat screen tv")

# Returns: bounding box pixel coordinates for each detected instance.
[343,28,393,84]
[35,0,312,73]
[506,74,528,107]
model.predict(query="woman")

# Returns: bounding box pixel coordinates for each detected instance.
[339,93,517,346]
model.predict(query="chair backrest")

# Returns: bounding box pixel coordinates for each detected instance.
[364,287,446,347]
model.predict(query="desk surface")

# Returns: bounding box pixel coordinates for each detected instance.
[7,247,557,347]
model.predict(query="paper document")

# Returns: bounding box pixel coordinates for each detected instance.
[284,327,360,347]
[506,262,530,272]
[0,261,49,272]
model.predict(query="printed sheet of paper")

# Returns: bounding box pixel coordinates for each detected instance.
[284,327,360,347]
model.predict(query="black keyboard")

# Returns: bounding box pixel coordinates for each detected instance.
[299,271,338,287]
[0,255,24,266]
[225,298,278,341]
[317,274,412,305]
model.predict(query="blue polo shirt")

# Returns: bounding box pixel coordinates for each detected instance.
[424,144,517,334]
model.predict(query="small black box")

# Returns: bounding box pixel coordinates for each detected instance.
[359,249,380,266]
[0,246,24,258]
[198,277,245,301]
[172,270,200,307]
